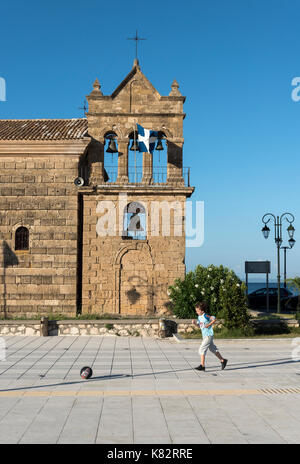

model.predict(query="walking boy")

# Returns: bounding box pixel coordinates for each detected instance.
[193,301,227,371]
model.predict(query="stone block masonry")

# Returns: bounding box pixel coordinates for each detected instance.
[81,60,194,316]
[81,192,187,316]
[0,138,89,317]
[0,317,298,337]
[0,61,194,318]
[0,319,167,337]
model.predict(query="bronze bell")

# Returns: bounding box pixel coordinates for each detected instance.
[130,139,139,151]
[106,138,118,153]
[156,139,164,151]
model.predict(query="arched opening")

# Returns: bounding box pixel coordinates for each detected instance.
[115,242,154,315]
[78,152,89,184]
[123,202,146,240]
[104,131,118,183]
[15,226,29,250]
[153,131,167,183]
[120,249,153,315]
[128,131,142,183]
[127,130,168,184]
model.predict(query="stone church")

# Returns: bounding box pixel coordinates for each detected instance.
[0,60,194,317]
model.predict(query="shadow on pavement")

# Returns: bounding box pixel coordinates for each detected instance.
[0,358,299,393]
[208,358,299,372]
[0,368,196,392]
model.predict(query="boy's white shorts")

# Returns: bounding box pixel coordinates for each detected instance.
[199,336,219,356]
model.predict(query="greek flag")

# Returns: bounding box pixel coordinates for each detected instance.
[137,124,158,154]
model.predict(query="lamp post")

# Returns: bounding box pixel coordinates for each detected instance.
[281,241,295,288]
[261,213,295,313]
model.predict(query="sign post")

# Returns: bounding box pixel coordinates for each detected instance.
[245,261,271,312]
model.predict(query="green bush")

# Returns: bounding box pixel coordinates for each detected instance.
[105,323,114,330]
[252,322,290,335]
[286,277,300,319]
[168,264,250,329]
[286,276,300,294]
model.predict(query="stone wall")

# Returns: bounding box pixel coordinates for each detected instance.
[0,318,298,337]
[0,62,194,319]
[0,147,87,317]
[0,320,41,336]
[50,320,160,337]
[81,191,187,316]
[86,62,186,186]
[80,62,194,317]
[0,319,164,337]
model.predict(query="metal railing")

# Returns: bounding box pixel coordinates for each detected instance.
[79,165,191,186]
[103,166,191,186]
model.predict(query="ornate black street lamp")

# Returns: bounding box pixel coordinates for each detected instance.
[261,213,296,313]
[281,237,295,289]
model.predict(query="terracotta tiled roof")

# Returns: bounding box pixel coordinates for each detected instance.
[0,118,88,140]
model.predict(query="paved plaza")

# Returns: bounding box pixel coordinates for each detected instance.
[0,335,300,444]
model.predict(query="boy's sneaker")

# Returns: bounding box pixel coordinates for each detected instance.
[221,359,228,370]
[195,365,205,371]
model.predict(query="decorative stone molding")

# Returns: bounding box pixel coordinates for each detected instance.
[113,241,154,314]
[0,139,90,155]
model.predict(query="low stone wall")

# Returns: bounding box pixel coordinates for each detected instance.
[177,320,222,334]
[0,317,298,337]
[0,319,169,337]
[49,320,161,337]
[0,320,41,336]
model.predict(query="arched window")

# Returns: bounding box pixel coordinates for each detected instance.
[104,131,118,183]
[128,131,142,183]
[154,131,167,183]
[123,202,146,240]
[15,227,29,250]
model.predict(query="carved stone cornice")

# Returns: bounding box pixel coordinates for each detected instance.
[79,184,195,198]
[0,138,91,155]
[87,112,186,119]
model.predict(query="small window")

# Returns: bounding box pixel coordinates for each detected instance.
[123,202,146,240]
[15,226,29,250]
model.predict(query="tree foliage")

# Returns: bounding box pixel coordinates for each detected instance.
[286,277,300,315]
[168,264,250,329]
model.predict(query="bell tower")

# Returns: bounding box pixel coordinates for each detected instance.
[79,60,194,316]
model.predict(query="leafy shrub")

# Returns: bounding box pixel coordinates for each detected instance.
[105,323,114,330]
[286,277,300,319]
[286,276,300,294]
[168,264,250,329]
[252,321,290,335]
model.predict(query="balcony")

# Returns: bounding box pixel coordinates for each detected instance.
[103,166,191,187]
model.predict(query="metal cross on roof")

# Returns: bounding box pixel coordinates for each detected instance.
[127,30,146,61]
[78,100,87,116]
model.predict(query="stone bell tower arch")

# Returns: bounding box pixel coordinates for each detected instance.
[79,59,194,316]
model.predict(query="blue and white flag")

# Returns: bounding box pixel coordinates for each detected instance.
[137,124,158,154]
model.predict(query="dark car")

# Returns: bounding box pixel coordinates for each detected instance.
[281,294,300,311]
[247,287,293,310]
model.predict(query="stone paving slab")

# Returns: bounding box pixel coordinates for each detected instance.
[0,336,300,444]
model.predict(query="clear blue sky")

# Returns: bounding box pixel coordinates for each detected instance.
[1,0,300,281]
